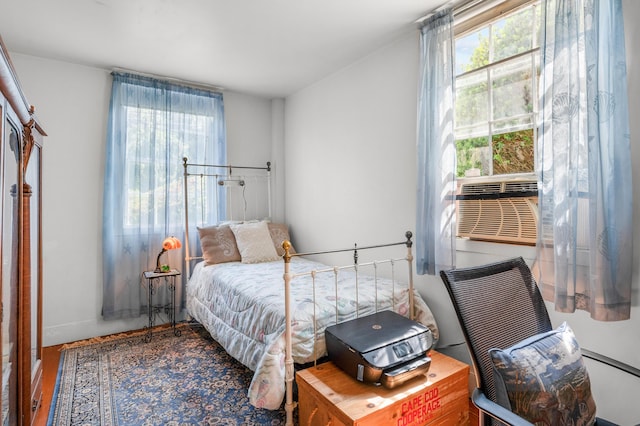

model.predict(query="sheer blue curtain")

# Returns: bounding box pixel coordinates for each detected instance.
[534,0,632,320]
[416,8,457,276]
[103,72,226,320]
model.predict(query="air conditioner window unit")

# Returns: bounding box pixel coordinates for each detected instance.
[457,178,538,245]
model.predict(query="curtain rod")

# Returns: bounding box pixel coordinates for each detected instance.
[414,0,504,25]
[414,0,474,24]
[111,66,225,93]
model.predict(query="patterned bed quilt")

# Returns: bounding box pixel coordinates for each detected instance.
[185,257,439,410]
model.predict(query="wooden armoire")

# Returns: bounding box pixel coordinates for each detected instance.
[0,36,46,425]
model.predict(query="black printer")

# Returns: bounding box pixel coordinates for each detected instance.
[325,310,433,389]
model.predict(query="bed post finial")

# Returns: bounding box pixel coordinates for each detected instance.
[405,231,413,248]
[282,240,293,263]
[405,231,415,320]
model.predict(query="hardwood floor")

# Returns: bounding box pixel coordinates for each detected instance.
[34,342,479,426]
[34,345,63,426]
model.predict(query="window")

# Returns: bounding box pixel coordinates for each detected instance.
[102,72,226,320]
[454,1,540,178]
[122,105,217,230]
[453,1,541,245]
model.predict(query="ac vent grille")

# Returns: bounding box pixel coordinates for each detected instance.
[457,179,538,245]
[504,181,537,193]
[460,182,502,195]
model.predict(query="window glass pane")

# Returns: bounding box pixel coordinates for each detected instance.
[455,70,488,128]
[532,4,542,49]
[122,105,213,230]
[492,7,534,62]
[456,28,489,74]
[456,136,490,177]
[492,129,534,175]
[493,115,534,135]
[491,54,535,121]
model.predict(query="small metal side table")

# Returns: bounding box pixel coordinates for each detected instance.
[142,269,182,342]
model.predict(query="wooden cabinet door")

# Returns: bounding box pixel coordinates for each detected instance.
[1,110,21,426]
[0,35,45,426]
[25,133,43,424]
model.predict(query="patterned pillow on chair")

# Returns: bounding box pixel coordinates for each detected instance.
[489,322,597,426]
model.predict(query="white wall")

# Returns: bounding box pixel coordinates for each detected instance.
[284,1,640,423]
[285,34,420,251]
[9,53,275,346]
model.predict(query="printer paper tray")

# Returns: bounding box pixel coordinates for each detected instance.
[380,354,432,389]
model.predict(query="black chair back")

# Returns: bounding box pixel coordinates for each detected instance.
[440,257,552,404]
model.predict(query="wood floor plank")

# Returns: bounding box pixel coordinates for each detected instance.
[34,345,62,426]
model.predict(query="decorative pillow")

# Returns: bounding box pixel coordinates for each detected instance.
[197,225,241,265]
[489,322,596,426]
[267,222,296,256]
[230,221,280,263]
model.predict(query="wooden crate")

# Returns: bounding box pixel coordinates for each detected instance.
[296,351,470,426]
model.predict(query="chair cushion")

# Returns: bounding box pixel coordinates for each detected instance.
[489,322,597,426]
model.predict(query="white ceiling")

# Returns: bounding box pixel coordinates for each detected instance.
[0,0,444,99]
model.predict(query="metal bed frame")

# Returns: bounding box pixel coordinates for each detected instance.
[182,157,418,426]
[281,234,415,425]
[182,157,272,277]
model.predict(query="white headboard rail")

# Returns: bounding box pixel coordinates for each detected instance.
[182,157,272,277]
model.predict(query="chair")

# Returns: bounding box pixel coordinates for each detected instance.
[439,257,618,426]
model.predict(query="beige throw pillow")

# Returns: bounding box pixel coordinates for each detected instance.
[197,225,241,265]
[230,221,280,263]
[267,222,296,256]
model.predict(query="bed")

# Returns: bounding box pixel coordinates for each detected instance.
[181,158,439,425]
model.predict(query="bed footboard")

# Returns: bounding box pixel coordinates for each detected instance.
[281,231,416,426]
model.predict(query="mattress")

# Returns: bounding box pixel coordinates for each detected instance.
[185,257,439,410]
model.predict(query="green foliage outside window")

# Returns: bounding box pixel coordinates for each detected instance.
[455,130,534,178]
[492,129,534,175]
[456,136,487,177]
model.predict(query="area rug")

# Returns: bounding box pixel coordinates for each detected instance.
[47,323,291,425]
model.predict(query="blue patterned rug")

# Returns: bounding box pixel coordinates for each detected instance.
[47,323,291,425]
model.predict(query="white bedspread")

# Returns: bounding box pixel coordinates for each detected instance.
[185,257,439,410]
